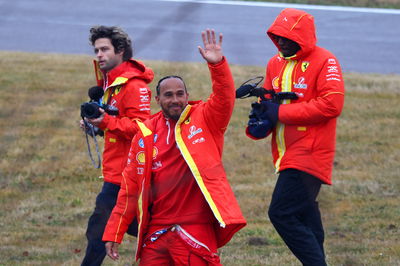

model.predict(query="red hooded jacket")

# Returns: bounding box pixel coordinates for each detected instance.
[96,59,154,185]
[248,8,345,184]
[103,58,246,260]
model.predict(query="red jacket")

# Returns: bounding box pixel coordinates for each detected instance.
[248,8,345,184]
[103,58,246,260]
[96,59,154,185]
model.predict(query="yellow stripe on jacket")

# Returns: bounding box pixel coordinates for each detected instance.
[275,60,297,171]
[175,105,226,228]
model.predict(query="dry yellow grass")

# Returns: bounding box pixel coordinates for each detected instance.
[0,51,399,265]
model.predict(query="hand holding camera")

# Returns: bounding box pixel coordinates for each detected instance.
[247,101,274,139]
[80,85,120,168]
[86,108,105,127]
[80,86,119,137]
[252,101,280,126]
[236,76,298,138]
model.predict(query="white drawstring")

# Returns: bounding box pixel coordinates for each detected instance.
[166,119,171,145]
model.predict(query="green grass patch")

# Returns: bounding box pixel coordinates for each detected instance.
[0,51,399,265]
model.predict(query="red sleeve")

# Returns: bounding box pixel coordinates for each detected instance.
[279,57,345,125]
[203,57,235,133]
[98,79,151,139]
[263,59,274,91]
[103,138,139,243]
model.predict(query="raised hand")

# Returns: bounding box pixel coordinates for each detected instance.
[198,29,223,64]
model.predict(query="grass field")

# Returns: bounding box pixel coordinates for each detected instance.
[0,51,399,265]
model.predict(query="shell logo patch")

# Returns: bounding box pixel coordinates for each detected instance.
[136,151,145,165]
[301,62,310,72]
[136,147,157,165]
[272,76,280,90]
[152,147,158,159]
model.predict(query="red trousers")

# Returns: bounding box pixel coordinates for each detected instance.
[140,224,221,266]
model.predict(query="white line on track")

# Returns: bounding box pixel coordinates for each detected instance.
[159,0,400,14]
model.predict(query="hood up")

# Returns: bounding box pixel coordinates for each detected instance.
[267,8,317,60]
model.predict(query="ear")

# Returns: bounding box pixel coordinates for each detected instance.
[155,95,160,105]
[116,48,124,57]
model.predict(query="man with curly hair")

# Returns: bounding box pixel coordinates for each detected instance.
[80,25,154,266]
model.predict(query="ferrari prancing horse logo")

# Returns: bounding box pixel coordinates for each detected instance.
[301,62,310,72]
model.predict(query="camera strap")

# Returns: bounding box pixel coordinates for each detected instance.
[83,119,101,169]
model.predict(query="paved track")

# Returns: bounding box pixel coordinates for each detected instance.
[0,0,399,74]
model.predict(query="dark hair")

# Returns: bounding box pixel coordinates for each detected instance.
[156,75,187,95]
[89,25,133,61]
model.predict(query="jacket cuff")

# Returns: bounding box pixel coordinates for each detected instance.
[98,113,110,130]
[207,56,226,68]
[102,235,123,244]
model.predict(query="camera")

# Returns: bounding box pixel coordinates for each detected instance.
[236,77,299,135]
[83,120,104,137]
[80,102,119,119]
[80,86,119,119]
[236,76,298,103]
[80,86,119,137]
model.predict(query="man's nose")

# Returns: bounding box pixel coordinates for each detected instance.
[171,94,179,102]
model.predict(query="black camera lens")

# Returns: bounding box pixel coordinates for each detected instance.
[104,105,119,116]
[81,102,102,119]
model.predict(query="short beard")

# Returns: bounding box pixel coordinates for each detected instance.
[162,109,181,121]
[160,103,186,121]
[169,114,181,121]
